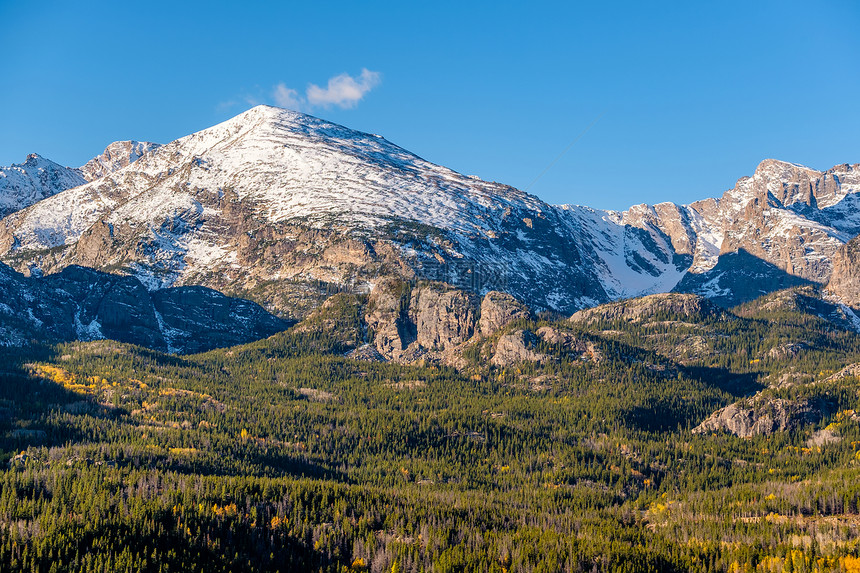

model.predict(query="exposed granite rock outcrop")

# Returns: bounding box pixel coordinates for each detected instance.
[365,279,415,360]
[410,284,479,350]
[365,281,535,364]
[693,396,829,438]
[824,362,860,383]
[491,330,549,367]
[478,291,531,336]
[570,293,722,325]
[827,235,860,308]
[534,326,604,363]
[765,342,810,361]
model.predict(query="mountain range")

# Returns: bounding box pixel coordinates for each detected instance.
[1,105,859,352]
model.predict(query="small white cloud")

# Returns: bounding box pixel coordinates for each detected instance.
[273,83,304,110]
[306,69,381,109]
[262,69,381,113]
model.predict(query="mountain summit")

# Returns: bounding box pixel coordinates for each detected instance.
[0,106,605,314]
[1,106,858,317]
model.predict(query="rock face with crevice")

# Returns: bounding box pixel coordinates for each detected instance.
[365,279,415,361]
[827,236,860,308]
[411,284,479,350]
[366,281,538,364]
[366,281,479,362]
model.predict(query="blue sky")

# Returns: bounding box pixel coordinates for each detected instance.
[1,0,858,210]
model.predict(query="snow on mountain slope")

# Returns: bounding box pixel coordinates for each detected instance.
[3,107,544,246]
[0,106,610,313]
[1,105,859,315]
[665,161,860,304]
[552,158,860,307]
[0,262,290,353]
[0,141,161,221]
[553,204,691,300]
[78,140,162,180]
[0,154,87,219]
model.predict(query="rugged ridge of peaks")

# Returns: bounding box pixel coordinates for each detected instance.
[0,140,161,219]
[0,154,86,219]
[1,105,859,320]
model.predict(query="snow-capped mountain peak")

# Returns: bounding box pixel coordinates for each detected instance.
[0,153,87,219]
[1,105,859,316]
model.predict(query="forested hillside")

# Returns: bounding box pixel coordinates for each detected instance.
[4,288,860,572]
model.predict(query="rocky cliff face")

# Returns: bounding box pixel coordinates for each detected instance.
[0,263,290,353]
[671,161,860,303]
[410,284,479,350]
[364,281,542,365]
[827,236,860,308]
[365,279,415,361]
[365,281,480,363]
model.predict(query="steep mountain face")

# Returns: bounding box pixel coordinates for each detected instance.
[0,105,857,318]
[0,262,290,353]
[556,160,860,306]
[0,141,160,219]
[0,106,610,315]
[827,235,860,308]
[670,161,860,298]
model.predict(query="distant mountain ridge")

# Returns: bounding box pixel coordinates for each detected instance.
[0,105,858,319]
[0,140,160,219]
